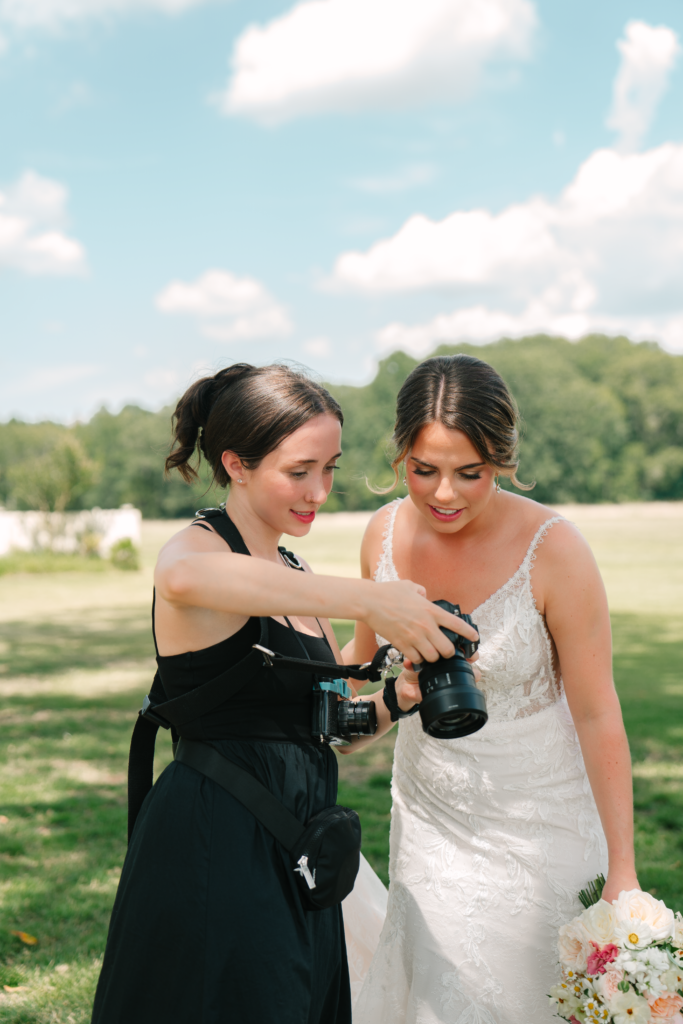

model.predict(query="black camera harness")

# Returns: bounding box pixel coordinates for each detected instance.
[128,507,416,863]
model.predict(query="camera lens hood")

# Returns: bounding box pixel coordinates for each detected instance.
[418,657,488,739]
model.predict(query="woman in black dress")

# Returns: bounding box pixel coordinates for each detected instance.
[91,362,475,1024]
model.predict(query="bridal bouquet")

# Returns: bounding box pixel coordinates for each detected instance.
[550,879,683,1024]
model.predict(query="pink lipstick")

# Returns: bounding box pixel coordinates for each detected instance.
[291,510,315,524]
[428,505,464,523]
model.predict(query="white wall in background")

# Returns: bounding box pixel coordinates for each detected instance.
[0,505,142,557]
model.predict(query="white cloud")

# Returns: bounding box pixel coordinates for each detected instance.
[0,170,86,275]
[156,269,293,341]
[606,20,680,152]
[0,0,215,28]
[302,336,332,357]
[220,0,536,122]
[328,142,683,356]
[377,307,683,357]
[350,163,437,195]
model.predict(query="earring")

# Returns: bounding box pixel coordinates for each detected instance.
[237,479,243,484]
[403,477,407,486]
[495,476,501,494]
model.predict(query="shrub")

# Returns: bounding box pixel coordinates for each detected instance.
[109,538,139,571]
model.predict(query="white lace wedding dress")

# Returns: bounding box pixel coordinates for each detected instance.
[350,499,608,1024]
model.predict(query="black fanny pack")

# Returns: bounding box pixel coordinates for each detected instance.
[174,738,361,911]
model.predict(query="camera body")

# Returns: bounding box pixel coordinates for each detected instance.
[417,600,488,739]
[311,679,378,746]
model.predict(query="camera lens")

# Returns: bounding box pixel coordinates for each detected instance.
[416,598,487,739]
[337,699,378,738]
[418,658,487,738]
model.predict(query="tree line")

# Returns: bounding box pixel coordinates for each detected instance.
[1,334,682,519]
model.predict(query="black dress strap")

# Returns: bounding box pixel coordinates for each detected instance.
[128,507,264,842]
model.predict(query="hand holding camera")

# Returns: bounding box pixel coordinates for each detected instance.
[383,599,487,739]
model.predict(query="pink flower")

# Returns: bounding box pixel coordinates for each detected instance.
[647,992,683,1019]
[569,1017,581,1024]
[586,942,619,975]
[596,965,625,1002]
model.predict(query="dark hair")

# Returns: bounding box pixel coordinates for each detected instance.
[385,353,532,491]
[166,363,343,486]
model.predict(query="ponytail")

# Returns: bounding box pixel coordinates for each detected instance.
[166,363,343,487]
[165,364,255,483]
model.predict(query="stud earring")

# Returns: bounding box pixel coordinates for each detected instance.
[237,479,243,484]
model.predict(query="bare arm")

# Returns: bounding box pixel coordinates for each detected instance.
[536,522,638,902]
[155,525,477,666]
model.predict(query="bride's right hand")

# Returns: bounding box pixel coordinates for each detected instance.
[395,665,422,711]
[362,579,479,666]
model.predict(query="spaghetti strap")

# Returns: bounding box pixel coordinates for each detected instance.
[522,516,565,573]
[151,589,159,656]
[374,498,402,583]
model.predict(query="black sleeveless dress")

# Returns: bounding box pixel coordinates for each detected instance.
[91,610,352,1023]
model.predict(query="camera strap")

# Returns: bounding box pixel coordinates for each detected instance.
[252,642,393,684]
[196,506,395,683]
[127,506,392,843]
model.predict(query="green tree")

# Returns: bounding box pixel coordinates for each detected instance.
[8,436,97,513]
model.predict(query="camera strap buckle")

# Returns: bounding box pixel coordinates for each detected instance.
[253,643,276,667]
[139,694,171,730]
[316,678,352,699]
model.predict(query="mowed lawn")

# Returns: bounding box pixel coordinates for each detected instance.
[0,504,681,1022]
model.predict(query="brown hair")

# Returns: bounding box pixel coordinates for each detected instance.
[386,353,532,491]
[166,363,343,486]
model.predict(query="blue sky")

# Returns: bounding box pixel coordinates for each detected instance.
[1,0,683,422]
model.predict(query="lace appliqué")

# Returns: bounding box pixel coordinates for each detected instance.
[354,506,608,1024]
[375,503,564,725]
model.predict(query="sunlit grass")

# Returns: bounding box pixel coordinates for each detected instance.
[0,509,681,1020]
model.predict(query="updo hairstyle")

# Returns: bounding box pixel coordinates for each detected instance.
[388,354,532,491]
[166,363,343,486]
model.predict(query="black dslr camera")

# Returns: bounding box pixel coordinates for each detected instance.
[311,679,378,746]
[416,599,487,739]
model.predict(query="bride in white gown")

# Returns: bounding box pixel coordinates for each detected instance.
[340,354,639,1023]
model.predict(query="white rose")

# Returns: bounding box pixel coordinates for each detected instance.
[582,900,618,947]
[661,967,683,993]
[558,917,590,972]
[612,890,675,949]
[608,989,652,1024]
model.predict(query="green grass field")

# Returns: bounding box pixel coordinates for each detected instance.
[0,504,681,1021]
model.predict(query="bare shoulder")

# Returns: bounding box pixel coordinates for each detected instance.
[156,521,228,565]
[530,512,603,613]
[534,515,593,567]
[360,499,400,578]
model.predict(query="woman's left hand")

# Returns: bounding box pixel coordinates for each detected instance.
[601,869,641,904]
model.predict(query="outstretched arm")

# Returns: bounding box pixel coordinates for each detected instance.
[537,522,638,903]
[155,524,478,667]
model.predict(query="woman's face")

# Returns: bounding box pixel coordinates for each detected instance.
[223,413,342,538]
[406,421,497,533]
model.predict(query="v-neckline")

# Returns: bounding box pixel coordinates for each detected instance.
[387,499,561,618]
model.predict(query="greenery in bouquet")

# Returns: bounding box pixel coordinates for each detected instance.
[550,885,683,1024]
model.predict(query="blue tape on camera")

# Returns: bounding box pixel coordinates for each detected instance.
[316,678,352,699]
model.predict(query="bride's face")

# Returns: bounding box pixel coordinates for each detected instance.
[406,421,497,533]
